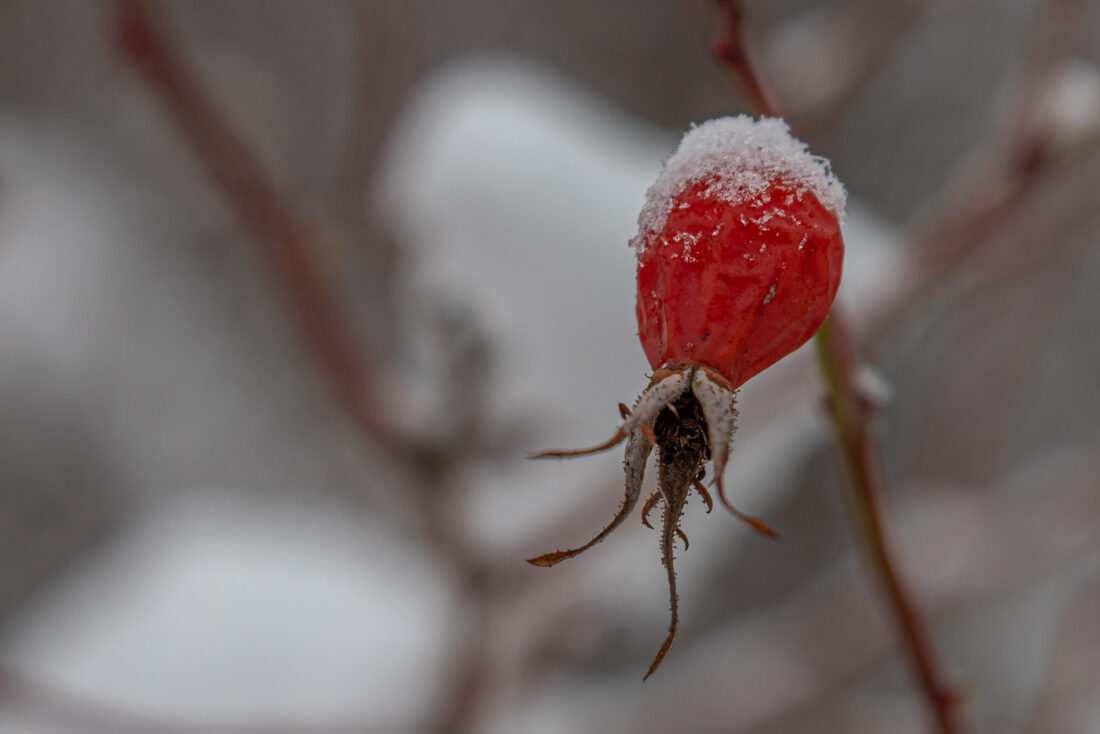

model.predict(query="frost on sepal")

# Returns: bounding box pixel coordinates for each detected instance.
[692,367,738,475]
[627,370,692,436]
[693,366,779,540]
[526,428,653,567]
[528,370,691,459]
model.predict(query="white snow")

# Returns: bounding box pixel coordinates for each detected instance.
[633,116,847,251]
[1042,61,1100,152]
[0,492,453,724]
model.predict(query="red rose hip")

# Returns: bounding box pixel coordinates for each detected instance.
[529,116,847,680]
[634,116,845,388]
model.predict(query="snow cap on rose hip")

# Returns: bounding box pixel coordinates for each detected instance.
[634,116,846,389]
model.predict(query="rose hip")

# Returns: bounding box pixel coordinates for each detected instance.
[529,116,846,679]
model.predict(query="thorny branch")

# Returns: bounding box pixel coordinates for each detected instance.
[709,2,966,733]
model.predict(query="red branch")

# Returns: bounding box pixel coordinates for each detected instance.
[110,0,423,463]
[865,0,1092,344]
[712,0,780,118]
[108,8,501,732]
[709,3,966,733]
[814,317,964,734]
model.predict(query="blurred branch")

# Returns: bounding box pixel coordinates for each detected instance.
[109,0,427,465]
[711,0,780,120]
[708,3,965,733]
[865,0,1094,343]
[341,0,420,215]
[813,317,963,734]
[593,440,1100,734]
[773,1,933,139]
[108,7,498,730]
[687,0,931,138]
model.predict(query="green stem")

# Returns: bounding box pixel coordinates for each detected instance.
[814,316,963,734]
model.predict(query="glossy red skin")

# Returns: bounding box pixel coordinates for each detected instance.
[636,179,843,389]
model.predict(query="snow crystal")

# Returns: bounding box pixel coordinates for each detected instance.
[633,116,846,251]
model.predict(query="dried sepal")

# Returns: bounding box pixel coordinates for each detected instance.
[646,502,681,681]
[644,384,709,680]
[640,491,661,529]
[526,427,653,567]
[693,481,714,513]
[528,365,776,679]
[529,370,690,460]
[693,366,779,541]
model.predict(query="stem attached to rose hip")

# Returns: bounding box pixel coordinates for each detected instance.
[709,3,966,733]
[814,317,963,734]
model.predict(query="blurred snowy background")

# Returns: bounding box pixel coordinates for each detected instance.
[1,1,1099,733]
